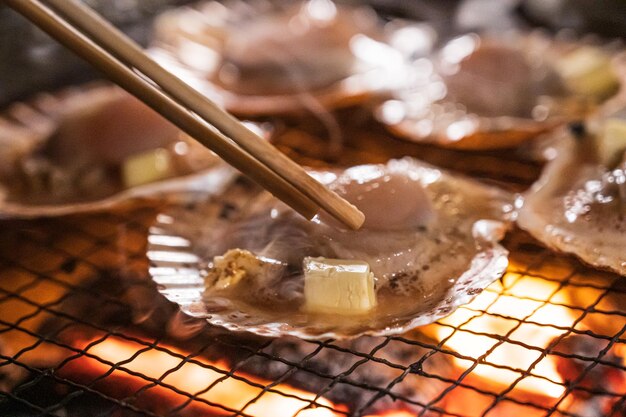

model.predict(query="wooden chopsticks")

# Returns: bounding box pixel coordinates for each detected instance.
[5,0,365,230]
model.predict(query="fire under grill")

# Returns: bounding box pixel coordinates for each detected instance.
[0,127,624,417]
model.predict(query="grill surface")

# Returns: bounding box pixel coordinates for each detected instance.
[0,119,624,417]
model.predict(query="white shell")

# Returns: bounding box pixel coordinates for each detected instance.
[148,158,513,339]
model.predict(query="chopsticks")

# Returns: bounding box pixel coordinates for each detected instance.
[5,0,365,230]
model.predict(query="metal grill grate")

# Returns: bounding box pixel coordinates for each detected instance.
[0,126,625,417]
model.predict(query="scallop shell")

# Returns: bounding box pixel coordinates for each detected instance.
[148,158,513,339]
[0,84,236,218]
[517,124,626,276]
[377,31,625,150]
[151,0,412,116]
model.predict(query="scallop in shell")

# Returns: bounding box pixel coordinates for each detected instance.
[148,158,513,339]
[152,0,409,116]
[377,31,624,150]
[0,84,234,218]
[517,117,626,276]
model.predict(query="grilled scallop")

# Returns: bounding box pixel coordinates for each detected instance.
[517,114,626,275]
[148,158,514,339]
[152,0,409,115]
[0,84,230,218]
[378,31,623,150]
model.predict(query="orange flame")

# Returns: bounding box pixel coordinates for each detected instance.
[434,273,579,398]
[373,412,415,417]
[61,336,408,417]
[61,336,343,417]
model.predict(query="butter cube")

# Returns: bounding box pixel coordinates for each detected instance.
[599,118,626,167]
[555,47,619,99]
[122,148,173,188]
[303,257,377,315]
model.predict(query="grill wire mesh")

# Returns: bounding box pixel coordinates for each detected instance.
[0,118,624,417]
